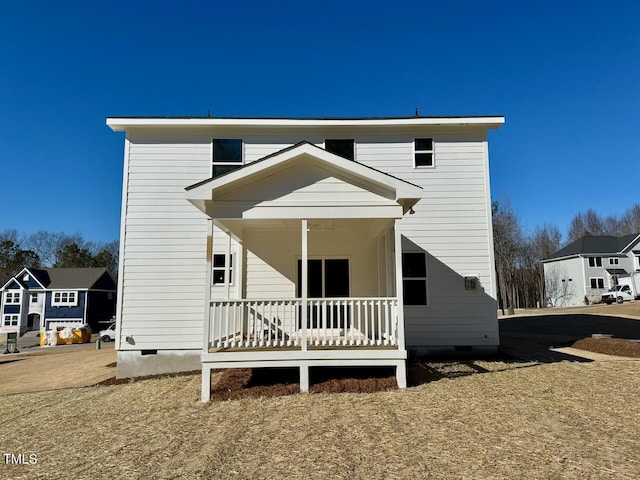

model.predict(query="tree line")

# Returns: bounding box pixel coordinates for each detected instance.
[493,203,640,312]
[0,230,118,285]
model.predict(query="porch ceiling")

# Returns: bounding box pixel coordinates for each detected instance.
[186,142,422,220]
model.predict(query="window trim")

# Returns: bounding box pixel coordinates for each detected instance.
[4,291,21,305]
[3,314,18,326]
[402,252,428,306]
[324,139,355,161]
[211,138,244,178]
[51,290,78,307]
[589,277,605,289]
[31,292,38,303]
[608,258,619,265]
[414,138,434,168]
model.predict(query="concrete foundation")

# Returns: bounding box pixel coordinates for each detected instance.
[116,349,201,378]
[409,345,499,358]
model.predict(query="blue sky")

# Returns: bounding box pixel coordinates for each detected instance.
[1,1,638,244]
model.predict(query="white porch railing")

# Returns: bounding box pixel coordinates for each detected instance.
[209,298,399,349]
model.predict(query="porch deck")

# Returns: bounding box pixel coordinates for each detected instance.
[201,297,406,400]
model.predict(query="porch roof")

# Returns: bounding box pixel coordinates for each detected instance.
[185,142,422,220]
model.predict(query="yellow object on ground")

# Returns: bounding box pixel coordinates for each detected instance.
[40,328,92,346]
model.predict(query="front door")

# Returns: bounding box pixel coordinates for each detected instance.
[297,259,350,328]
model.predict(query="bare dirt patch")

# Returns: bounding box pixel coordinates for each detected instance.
[572,337,640,358]
[0,343,116,395]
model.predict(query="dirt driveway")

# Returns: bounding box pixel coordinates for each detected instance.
[0,342,116,395]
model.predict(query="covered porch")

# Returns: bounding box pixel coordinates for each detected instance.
[185,143,422,400]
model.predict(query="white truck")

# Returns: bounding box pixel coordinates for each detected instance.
[601,272,640,304]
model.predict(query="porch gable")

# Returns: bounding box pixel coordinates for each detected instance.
[185,142,422,219]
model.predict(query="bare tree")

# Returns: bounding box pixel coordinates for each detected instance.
[492,200,523,313]
[544,265,576,307]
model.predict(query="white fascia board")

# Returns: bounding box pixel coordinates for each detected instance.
[540,255,580,263]
[107,116,505,132]
[621,234,640,253]
[21,268,47,289]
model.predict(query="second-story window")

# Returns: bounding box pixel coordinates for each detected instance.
[588,257,602,267]
[212,139,243,177]
[5,292,21,304]
[414,138,434,167]
[52,291,78,307]
[325,139,355,161]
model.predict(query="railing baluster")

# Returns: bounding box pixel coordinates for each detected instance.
[377,299,383,345]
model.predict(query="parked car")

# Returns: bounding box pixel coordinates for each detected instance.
[99,323,116,342]
[601,285,634,304]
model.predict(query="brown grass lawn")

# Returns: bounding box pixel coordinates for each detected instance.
[2,359,640,479]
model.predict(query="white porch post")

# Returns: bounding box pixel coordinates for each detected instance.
[203,218,214,352]
[202,218,214,402]
[393,220,407,389]
[301,219,308,351]
[224,231,231,301]
[393,220,406,352]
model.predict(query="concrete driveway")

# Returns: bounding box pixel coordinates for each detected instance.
[499,303,640,362]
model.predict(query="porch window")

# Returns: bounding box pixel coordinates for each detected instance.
[325,139,355,161]
[212,254,233,285]
[589,278,605,289]
[402,252,427,305]
[52,291,78,307]
[414,138,433,167]
[588,257,602,267]
[3,315,18,326]
[5,292,20,304]
[212,139,243,177]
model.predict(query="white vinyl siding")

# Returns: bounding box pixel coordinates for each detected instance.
[121,135,210,349]
[119,126,499,351]
[243,226,380,300]
[356,132,497,347]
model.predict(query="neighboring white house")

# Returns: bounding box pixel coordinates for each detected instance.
[542,233,640,306]
[107,115,505,401]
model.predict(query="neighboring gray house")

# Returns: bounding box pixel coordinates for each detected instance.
[107,115,505,401]
[0,267,117,335]
[542,233,640,306]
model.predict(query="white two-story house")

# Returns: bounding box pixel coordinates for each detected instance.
[542,233,640,306]
[107,115,504,401]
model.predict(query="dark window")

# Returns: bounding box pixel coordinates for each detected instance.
[212,254,233,285]
[588,257,602,267]
[414,138,433,167]
[598,278,604,288]
[402,252,427,305]
[31,293,38,303]
[212,139,243,177]
[213,139,242,162]
[325,139,355,161]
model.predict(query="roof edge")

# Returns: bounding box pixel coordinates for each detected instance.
[107,115,505,132]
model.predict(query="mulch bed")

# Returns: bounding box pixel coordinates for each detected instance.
[572,337,640,358]
[210,366,398,401]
